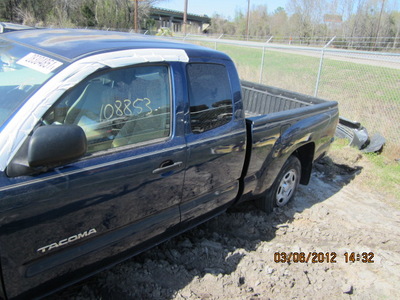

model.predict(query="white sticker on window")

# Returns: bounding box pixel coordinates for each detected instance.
[17,52,63,74]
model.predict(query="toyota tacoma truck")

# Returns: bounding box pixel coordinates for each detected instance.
[0,29,338,299]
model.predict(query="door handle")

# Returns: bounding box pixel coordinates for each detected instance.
[152,160,183,174]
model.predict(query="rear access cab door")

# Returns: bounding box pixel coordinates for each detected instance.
[180,57,247,227]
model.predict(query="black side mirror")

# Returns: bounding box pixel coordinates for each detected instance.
[28,125,87,167]
[6,125,87,177]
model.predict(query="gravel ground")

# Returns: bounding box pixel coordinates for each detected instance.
[49,147,400,300]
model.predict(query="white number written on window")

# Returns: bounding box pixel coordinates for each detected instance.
[100,98,153,120]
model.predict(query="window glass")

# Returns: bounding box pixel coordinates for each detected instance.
[0,40,59,129]
[43,65,170,153]
[187,63,233,133]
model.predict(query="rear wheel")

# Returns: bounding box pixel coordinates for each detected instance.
[256,155,301,213]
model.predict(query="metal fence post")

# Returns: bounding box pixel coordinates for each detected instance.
[215,34,224,50]
[258,36,273,83]
[259,46,266,84]
[314,36,336,97]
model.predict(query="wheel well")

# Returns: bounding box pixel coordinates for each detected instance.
[294,143,315,185]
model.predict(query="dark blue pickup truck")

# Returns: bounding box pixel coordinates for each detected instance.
[0,29,338,299]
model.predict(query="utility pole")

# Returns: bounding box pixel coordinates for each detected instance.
[183,0,188,35]
[246,0,250,40]
[134,0,139,33]
[374,0,385,49]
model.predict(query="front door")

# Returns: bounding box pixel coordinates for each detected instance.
[0,64,186,298]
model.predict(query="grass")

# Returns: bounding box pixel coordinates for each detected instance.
[364,152,400,201]
[319,58,400,103]
[330,139,400,204]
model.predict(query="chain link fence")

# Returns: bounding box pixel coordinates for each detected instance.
[186,34,400,52]
[174,34,400,158]
[35,27,400,157]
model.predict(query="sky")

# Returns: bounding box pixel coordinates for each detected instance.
[156,0,289,19]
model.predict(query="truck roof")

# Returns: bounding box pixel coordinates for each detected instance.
[1,28,230,62]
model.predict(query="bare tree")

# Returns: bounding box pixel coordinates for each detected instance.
[210,13,236,35]
[248,5,270,37]
[287,0,328,38]
[270,7,289,37]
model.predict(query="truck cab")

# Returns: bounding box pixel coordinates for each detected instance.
[0,29,246,299]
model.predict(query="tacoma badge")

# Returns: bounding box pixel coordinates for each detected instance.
[37,228,97,253]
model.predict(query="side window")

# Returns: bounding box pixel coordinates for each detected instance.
[187,63,233,133]
[43,65,171,153]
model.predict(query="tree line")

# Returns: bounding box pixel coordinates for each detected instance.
[210,0,400,50]
[1,0,399,51]
[0,0,159,29]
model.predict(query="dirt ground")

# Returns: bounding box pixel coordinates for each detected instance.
[50,146,400,300]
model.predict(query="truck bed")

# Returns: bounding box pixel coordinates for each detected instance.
[240,80,339,200]
[241,80,327,117]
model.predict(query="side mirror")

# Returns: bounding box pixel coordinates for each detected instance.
[28,125,87,167]
[6,125,87,177]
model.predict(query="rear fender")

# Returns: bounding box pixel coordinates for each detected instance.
[254,112,331,195]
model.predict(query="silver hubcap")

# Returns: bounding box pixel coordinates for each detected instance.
[275,169,297,206]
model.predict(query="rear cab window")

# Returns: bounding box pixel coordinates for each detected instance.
[186,63,233,133]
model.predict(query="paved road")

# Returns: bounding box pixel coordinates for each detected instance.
[177,35,400,70]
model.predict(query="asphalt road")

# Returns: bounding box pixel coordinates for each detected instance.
[178,35,400,70]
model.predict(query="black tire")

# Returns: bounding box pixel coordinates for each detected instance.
[256,155,301,213]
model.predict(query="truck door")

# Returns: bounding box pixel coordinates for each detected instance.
[181,62,246,226]
[0,64,186,298]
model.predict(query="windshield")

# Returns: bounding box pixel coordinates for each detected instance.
[0,39,63,129]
